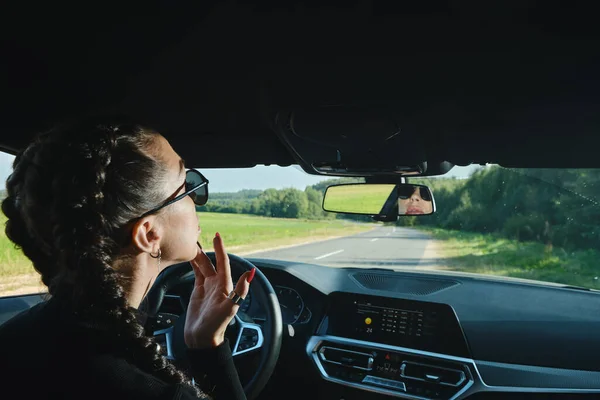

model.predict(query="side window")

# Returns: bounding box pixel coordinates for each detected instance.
[0,150,46,298]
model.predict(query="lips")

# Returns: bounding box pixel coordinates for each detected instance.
[406,207,424,215]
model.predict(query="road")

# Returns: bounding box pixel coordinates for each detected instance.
[249,226,440,269]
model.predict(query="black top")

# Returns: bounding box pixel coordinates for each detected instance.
[0,298,246,400]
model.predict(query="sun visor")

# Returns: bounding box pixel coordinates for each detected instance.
[274,106,441,176]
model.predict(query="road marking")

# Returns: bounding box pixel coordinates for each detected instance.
[314,249,344,260]
[370,238,379,242]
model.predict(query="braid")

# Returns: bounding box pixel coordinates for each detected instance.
[2,118,200,394]
[2,137,61,288]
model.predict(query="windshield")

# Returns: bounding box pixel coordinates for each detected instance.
[1,159,599,296]
[196,165,600,291]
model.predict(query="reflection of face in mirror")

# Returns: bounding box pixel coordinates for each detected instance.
[398,186,433,215]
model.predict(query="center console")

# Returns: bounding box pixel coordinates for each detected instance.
[308,292,475,399]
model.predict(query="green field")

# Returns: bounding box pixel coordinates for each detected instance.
[196,212,372,252]
[422,227,600,290]
[323,184,395,214]
[0,212,373,295]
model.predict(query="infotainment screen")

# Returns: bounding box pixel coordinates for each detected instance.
[325,292,471,357]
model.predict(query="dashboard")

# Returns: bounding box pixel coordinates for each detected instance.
[161,258,600,400]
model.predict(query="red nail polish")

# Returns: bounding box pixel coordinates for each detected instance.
[247,267,256,283]
[216,232,221,238]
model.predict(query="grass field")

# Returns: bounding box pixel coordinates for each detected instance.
[323,184,395,214]
[0,212,373,295]
[422,227,600,290]
[196,212,372,253]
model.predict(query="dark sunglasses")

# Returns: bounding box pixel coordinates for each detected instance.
[140,169,209,218]
[398,185,432,202]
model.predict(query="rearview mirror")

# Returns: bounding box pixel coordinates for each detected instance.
[322,183,435,217]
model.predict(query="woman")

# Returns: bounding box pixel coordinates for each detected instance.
[0,118,255,399]
[398,185,433,215]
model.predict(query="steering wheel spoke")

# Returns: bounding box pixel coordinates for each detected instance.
[153,326,175,360]
[232,315,264,357]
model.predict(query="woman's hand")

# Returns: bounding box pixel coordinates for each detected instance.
[184,233,255,349]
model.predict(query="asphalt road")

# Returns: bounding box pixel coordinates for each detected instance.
[249,226,439,269]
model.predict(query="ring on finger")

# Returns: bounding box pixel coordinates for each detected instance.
[227,290,245,305]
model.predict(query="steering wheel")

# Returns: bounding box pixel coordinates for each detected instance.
[144,253,283,400]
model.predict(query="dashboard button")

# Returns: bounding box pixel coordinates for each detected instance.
[362,376,406,392]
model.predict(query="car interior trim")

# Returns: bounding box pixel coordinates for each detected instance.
[307,335,600,399]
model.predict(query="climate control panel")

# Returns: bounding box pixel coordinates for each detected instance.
[308,336,474,400]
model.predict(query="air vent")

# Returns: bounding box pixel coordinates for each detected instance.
[350,273,459,295]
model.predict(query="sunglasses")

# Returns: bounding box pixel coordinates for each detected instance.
[140,169,209,218]
[398,185,432,202]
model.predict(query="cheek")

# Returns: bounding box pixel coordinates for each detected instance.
[182,200,199,236]
[176,196,198,222]
[167,201,200,259]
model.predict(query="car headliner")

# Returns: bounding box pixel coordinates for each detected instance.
[1,3,599,174]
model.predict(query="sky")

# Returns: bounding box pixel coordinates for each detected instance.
[0,151,480,192]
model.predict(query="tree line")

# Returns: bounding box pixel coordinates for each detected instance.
[197,178,364,220]
[405,166,600,251]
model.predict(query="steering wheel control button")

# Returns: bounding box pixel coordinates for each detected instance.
[152,312,179,330]
[232,315,264,356]
[238,329,257,351]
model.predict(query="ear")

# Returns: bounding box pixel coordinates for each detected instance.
[130,216,163,254]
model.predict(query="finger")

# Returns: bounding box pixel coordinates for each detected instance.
[233,270,252,303]
[190,258,206,288]
[189,279,205,300]
[192,248,217,278]
[213,232,232,282]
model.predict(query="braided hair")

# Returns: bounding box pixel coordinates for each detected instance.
[1,117,199,393]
